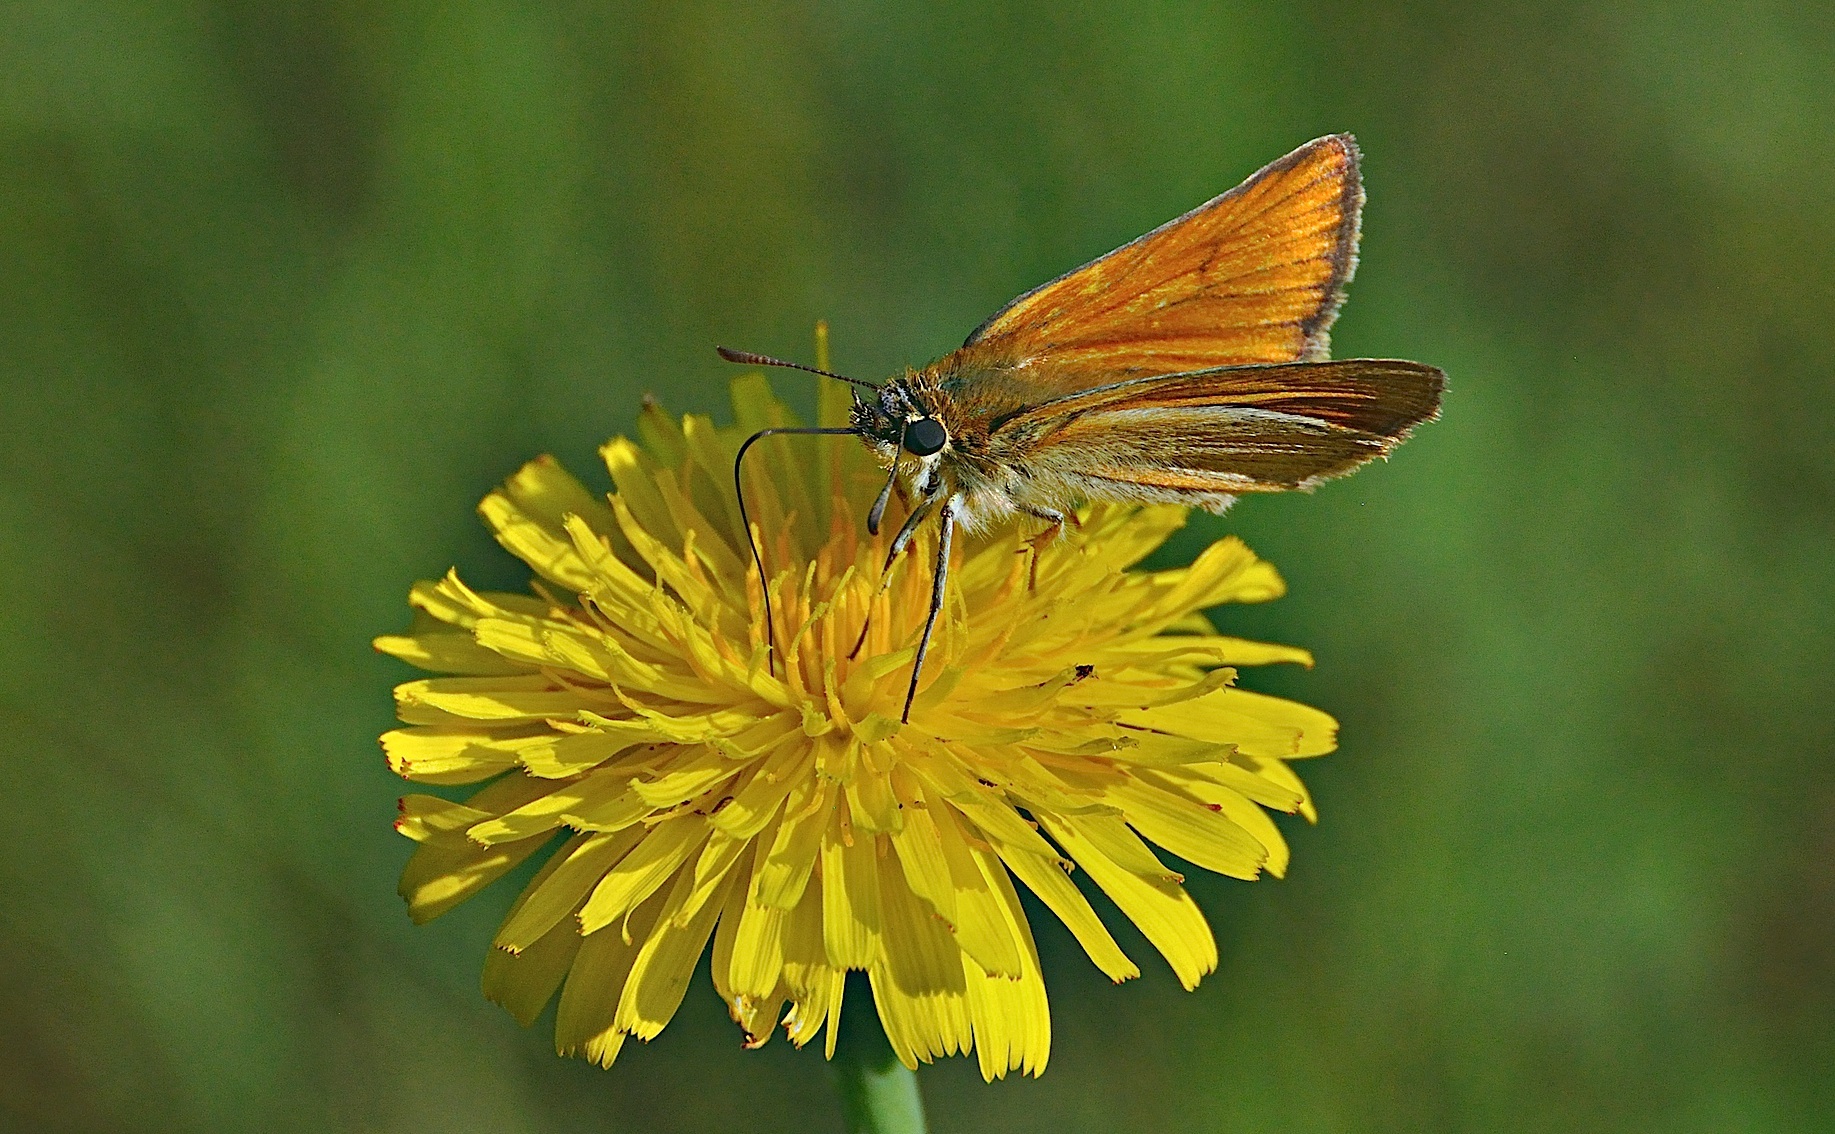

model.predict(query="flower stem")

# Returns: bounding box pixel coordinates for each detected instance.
[832,1010,928,1134]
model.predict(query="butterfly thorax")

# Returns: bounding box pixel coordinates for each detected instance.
[847,357,1066,532]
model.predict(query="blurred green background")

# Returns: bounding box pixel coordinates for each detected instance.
[4,2,1831,1131]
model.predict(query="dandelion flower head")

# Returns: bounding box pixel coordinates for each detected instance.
[376,371,1337,1079]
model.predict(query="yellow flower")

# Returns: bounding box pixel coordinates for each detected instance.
[375,371,1336,1080]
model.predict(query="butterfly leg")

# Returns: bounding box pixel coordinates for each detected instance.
[866,463,899,535]
[1017,504,1069,591]
[902,499,956,723]
[848,492,937,660]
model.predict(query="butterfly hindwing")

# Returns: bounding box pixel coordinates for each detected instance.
[1005,359,1444,494]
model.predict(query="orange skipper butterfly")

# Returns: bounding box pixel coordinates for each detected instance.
[721,134,1443,722]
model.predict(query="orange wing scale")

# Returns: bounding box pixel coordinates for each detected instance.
[948,134,1363,397]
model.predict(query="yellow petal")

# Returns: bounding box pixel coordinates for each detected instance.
[1130,634,1314,668]
[651,467,747,582]
[373,630,533,676]
[820,815,883,969]
[395,793,494,849]
[777,888,844,1052]
[600,436,680,550]
[393,675,582,725]
[578,820,708,936]
[1167,759,1307,813]
[398,831,554,925]
[393,773,552,849]
[885,788,955,928]
[517,724,659,779]
[615,865,736,1040]
[381,726,545,785]
[983,831,1137,984]
[555,894,664,1067]
[1151,771,1293,877]
[868,933,972,1070]
[483,917,582,1027]
[635,396,688,461]
[844,747,904,834]
[678,415,750,549]
[1120,687,1338,758]
[408,570,557,631]
[728,375,821,550]
[710,740,813,839]
[605,496,725,624]
[577,705,761,745]
[875,844,971,1004]
[1107,777,1268,881]
[752,775,831,909]
[631,744,738,809]
[1143,535,1286,615]
[1238,755,1319,822]
[869,847,983,1071]
[937,810,1027,978]
[477,456,613,594]
[493,828,646,952]
[723,839,790,999]
[710,872,788,1046]
[467,767,639,845]
[1060,665,1236,711]
[961,860,1051,1080]
[676,829,751,926]
[1038,814,1216,990]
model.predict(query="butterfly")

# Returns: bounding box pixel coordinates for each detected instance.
[720,134,1444,723]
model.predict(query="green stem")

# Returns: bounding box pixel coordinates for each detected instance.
[831,1010,928,1134]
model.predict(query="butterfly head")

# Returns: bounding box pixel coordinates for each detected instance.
[851,381,951,460]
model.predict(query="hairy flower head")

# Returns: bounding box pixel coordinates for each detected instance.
[375,373,1335,1079]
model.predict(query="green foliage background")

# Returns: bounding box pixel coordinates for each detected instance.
[3,3,1831,1131]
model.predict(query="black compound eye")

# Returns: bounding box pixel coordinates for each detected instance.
[902,417,948,457]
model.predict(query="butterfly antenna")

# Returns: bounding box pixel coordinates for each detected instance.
[717,346,881,392]
[733,425,862,675]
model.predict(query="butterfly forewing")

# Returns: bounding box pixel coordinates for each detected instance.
[949,134,1363,399]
